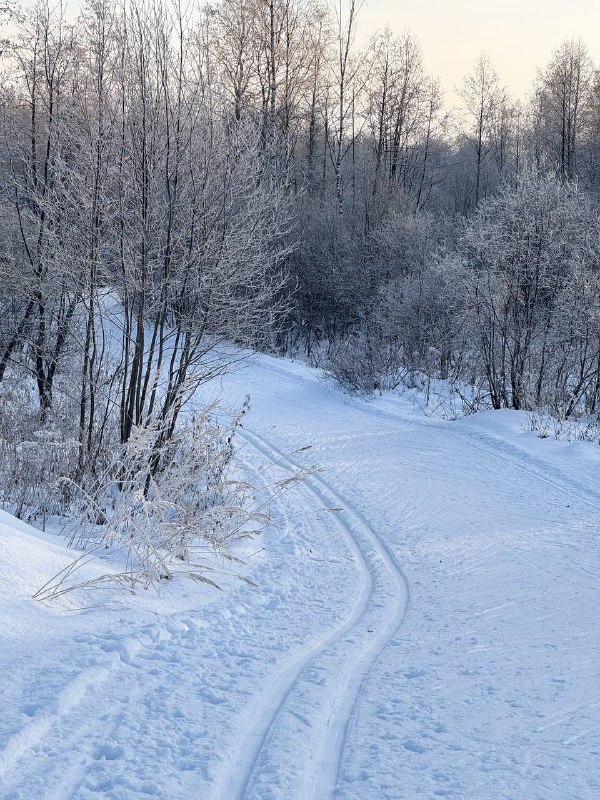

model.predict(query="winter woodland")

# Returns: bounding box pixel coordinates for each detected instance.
[1,3,600,798]
[1,0,600,577]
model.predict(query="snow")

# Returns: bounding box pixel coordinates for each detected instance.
[1,352,600,799]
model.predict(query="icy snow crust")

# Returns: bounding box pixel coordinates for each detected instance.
[1,353,599,799]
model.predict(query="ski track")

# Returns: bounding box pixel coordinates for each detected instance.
[355,396,600,509]
[213,427,409,800]
[0,662,116,782]
[2,353,600,800]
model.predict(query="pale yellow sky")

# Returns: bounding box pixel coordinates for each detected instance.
[6,0,600,105]
[356,0,600,101]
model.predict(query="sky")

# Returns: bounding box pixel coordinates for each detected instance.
[356,0,600,102]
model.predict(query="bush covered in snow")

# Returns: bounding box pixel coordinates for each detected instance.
[63,402,264,590]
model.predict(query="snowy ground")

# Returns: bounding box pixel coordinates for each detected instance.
[1,353,599,800]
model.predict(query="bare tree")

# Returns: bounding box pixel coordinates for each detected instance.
[328,0,364,216]
[533,39,594,182]
[459,53,503,209]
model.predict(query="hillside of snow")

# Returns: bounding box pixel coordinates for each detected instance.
[1,353,599,800]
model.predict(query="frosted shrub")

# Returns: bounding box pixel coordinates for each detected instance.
[2,433,79,523]
[0,384,79,525]
[528,409,600,445]
[327,334,406,396]
[65,401,266,590]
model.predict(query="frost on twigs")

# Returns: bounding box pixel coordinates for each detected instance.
[0,381,80,527]
[528,408,600,446]
[36,401,270,599]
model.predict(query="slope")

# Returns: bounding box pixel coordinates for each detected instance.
[0,352,599,800]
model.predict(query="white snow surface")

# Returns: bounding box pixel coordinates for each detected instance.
[1,353,600,800]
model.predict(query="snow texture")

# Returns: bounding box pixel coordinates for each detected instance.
[0,353,599,800]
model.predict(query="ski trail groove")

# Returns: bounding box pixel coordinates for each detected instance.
[250,429,411,800]
[0,658,125,785]
[211,430,375,800]
[213,427,409,800]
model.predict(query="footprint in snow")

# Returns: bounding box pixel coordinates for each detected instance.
[402,738,428,753]
[404,667,427,679]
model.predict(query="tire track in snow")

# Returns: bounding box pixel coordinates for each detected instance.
[212,427,409,800]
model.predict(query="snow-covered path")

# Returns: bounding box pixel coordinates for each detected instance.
[1,353,600,799]
[214,427,409,800]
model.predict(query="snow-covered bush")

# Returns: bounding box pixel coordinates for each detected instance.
[463,171,600,412]
[325,252,469,397]
[0,382,79,525]
[63,401,265,590]
[528,409,600,445]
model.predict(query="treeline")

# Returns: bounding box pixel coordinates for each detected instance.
[0,0,292,568]
[0,0,600,528]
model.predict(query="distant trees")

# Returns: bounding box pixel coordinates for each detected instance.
[278,28,600,420]
[533,39,594,182]
[464,172,600,411]
[455,54,526,212]
[367,30,442,211]
[329,167,600,421]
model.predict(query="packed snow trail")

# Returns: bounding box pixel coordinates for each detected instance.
[213,428,409,800]
[1,352,600,800]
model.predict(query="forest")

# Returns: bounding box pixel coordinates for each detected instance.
[1,6,599,797]
[1,0,600,580]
